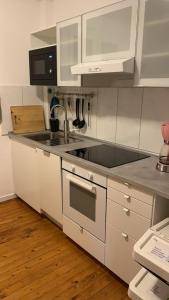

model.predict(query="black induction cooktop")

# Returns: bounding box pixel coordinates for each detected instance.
[66,144,149,168]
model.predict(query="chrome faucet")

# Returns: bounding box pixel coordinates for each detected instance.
[50,104,69,142]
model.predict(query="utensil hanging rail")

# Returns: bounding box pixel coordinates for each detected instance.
[54,91,95,98]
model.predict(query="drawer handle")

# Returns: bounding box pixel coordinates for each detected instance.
[122,232,128,240]
[124,194,130,201]
[123,207,130,215]
[71,165,75,173]
[124,182,131,188]
[80,226,83,234]
[88,172,93,181]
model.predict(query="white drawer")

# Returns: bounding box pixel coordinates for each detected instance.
[108,178,153,205]
[63,216,105,264]
[107,199,151,240]
[105,225,140,284]
[107,188,152,219]
[62,160,107,187]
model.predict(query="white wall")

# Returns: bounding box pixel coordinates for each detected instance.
[0,136,14,201]
[0,0,43,86]
[0,1,44,200]
[40,0,119,26]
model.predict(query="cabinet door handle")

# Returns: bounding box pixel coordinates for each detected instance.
[124,182,131,188]
[123,207,130,215]
[122,232,128,240]
[80,226,83,234]
[43,150,50,157]
[124,194,130,201]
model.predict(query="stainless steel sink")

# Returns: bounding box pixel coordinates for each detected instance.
[24,132,81,146]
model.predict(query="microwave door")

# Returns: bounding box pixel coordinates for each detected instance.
[30,53,54,80]
[33,58,46,77]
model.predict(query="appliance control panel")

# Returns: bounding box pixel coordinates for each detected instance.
[62,159,107,188]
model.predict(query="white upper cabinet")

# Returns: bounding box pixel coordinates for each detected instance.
[30,26,56,50]
[31,1,169,86]
[82,0,138,63]
[57,16,81,86]
[136,0,169,86]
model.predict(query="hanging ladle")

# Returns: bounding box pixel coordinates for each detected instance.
[78,98,85,129]
[72,98,81,127]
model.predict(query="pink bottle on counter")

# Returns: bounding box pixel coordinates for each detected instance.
[161,123,169,142]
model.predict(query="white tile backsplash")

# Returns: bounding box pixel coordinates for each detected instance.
[139,88,169,154]
[55,86,168,155]
[77,88,98,138]
[1,85,168,155]
[22,86,44,105]
[116,88,143,148]
[97,88,118,142]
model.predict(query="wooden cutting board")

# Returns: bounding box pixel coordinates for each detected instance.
[10,105,46,133]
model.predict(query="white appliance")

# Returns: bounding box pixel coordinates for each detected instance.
[129,218,169,300]
[62,160,107,242]
[71,57,134,75]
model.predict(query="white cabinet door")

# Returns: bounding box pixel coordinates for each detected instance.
[136,0,169,86]
[57,16,81,86]
[82,0,138,62]
[11,140,40,213]
[37,149,62,225]
[105,225,140,284]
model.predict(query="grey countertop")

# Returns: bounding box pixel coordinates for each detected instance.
[9,131,169,200]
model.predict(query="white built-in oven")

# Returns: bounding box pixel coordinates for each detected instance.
[62,160,107,242]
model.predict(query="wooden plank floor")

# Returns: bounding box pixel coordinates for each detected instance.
[0,199,130,300]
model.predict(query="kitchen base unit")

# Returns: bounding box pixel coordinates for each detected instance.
[37,149,62,225]
[63,216,105,264]
[62,160,107,264]
[11,140,40,213]
[11,140,63,225]
[105,177,169,284]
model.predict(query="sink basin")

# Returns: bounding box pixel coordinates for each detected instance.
[24,132,81,146]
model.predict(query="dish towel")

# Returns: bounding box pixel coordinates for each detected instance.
[50,96,59,118]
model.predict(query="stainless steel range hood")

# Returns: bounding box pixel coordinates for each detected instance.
[71,57,134,75]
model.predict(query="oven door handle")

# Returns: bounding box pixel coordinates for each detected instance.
[66,174,96,194]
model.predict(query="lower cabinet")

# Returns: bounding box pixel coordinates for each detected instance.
[105,225,140,284]
[37,149,62,225]
[11,140,40,213]
[105,178,154,284]
[11,141,62,224]
[63,215,105,264]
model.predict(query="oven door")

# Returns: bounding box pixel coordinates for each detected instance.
[63,170,106,242]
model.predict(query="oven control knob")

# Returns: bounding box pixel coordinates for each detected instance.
[88,172,93,181]
[71,165,75,173]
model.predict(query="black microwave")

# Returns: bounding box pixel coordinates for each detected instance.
[29,45,57,86]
